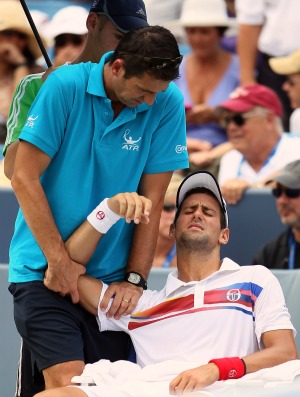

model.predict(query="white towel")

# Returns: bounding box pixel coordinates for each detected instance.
[71,359,300,397]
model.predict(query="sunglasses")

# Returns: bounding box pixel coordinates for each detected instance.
[220,110,268,129]
[1,29,27,40]
[118,52,183,70]
[272,187,300,199]
[163,204,176,212]
[55,34,85,48]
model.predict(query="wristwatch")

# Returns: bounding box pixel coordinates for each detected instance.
[125,272,147,290]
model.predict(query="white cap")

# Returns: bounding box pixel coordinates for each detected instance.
[45,6,88,39]
[176,171,228,227]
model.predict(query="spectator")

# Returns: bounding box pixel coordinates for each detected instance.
[45,6,88,67]
[269,49,300,134]
[235,0,300,130]
[174,0,239,176]
[33,171,297,397]
[0,0,46,142]
[9,25,188,392]
[253,160,300,269]
[152,173,183,268]
[218,84,300,205]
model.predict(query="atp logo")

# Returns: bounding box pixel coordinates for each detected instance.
[226,289,241,302]
[26,115,38,128]
[122,129,141,151]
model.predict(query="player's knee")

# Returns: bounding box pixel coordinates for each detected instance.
[43,360,84,389]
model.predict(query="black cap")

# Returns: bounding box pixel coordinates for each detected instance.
[90,0,148,33]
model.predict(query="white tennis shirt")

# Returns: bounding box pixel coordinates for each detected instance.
[98,258,294,367]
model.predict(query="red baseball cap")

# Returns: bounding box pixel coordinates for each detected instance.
[219,84,283,117]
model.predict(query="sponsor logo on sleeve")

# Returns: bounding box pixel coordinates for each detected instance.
[175,145,187,154]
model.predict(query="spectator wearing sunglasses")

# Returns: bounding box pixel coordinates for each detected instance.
[253,160,300,269]
[153,174,183,268]
[45,6,88,67]
[269,49,300,135]
[217,84,300,205]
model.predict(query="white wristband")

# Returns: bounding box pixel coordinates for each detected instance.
[87,198,121,234]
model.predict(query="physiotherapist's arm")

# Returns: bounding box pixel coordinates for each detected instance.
[11,141,86,303]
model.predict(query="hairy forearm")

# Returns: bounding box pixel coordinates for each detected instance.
[126,172,172,278]
[11,174,68,265]
[238,24,262,84]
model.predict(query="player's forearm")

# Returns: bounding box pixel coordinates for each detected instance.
[243,330,297,374]
[78,275,103,315]
[238,24,262,84]
[65,221,103,265]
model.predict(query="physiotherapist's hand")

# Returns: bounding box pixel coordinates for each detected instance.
[44,254,86,304]
[169,363,219,395]
[108,192,152,224]
[100,281,143,320]
[221,179,249,205]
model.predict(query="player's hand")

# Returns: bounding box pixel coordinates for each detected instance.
[108,192,152,224]
[169,363,219,395]
[44,255,86,304]
[221,179,250,205]
[100,281,143,319]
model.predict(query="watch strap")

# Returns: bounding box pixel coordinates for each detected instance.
[125,272,147,290]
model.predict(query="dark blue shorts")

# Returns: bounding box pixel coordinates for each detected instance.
[9,281,132,371]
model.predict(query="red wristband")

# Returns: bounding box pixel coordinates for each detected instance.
[208,357,246,380]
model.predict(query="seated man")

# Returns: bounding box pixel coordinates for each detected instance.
[36,171,297,396]
[253,160,300,269]
[217,84,300,205]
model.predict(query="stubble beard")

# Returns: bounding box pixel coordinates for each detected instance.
[177,232,214,255]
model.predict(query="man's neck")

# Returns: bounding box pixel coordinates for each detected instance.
[177,249,221,282]
[293,228,300,243]
[245,134,281,172]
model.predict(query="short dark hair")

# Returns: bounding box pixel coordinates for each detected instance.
[110,25,182,81]
[174,187,227,229]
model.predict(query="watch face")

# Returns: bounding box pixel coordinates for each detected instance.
[128,273,141,284]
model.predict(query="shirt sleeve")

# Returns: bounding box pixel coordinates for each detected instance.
[3,74,43,156]
[18,69,72,159]
[253,266,295,347]
[235,0,266,25]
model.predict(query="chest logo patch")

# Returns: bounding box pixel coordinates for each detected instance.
[226,289,241,302]
[122,129,141,151]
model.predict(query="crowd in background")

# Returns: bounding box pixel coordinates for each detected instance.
[1,0,300,269]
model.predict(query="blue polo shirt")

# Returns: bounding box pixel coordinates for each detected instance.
[9,52,188,284]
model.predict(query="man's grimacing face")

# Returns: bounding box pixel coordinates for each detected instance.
[170,193,229,249]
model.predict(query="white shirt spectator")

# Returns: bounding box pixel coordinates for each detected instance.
[235,0,300,57]
[218,134,300,185]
